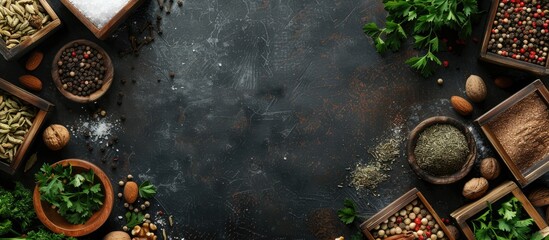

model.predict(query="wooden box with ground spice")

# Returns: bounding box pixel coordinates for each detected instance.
[476,79,549,187]
[480,0,549,75]
[0,0,61,61]
[0,78,53,175]
[360,188,455,240]
[60,0,145,40]
[451,181,549,240]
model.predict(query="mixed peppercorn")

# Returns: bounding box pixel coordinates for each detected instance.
[371,199,447,240]
[57,42,106,96]
[487,0,549,66]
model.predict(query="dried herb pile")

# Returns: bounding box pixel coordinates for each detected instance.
[351,129,403,191]
[414,124,469,176]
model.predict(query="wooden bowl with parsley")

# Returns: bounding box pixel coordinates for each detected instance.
[32,159,114,237]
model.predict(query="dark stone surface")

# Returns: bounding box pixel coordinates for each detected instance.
[0,0,548,239]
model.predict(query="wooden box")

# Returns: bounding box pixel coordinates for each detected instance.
[60,0,145,40]
[475,79,549,187]
[0,78,53,175]
[479,0,549,75]
[451,181,548,240]
[360,188,455,240]
[0,0,61,61]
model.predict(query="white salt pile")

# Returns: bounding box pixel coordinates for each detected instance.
[68,0,130,29]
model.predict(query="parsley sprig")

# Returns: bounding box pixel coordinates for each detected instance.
[363,0,479,76]
[338,198,358,225]
[35,163,104,225]
[471,197,545,240]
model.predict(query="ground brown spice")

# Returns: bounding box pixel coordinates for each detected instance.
[487,93,549,172]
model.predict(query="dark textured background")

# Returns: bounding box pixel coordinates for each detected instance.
[1,0,548,239]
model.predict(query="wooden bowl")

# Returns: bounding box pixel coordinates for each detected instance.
[51,39,113,103]
[33,159,114,237]
[407,116,476,184]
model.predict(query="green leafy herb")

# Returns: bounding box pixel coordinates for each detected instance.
[0,228,77,240]
[0,182,35,233]
[138,181,157,199]
[338,198,357,225]
[125,212,145,228]
[35,163,104,225]
[363,0,479,76]
[471,197,546,240]
[350,231,363,240]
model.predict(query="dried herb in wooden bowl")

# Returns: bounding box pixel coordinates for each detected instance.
[414,124,469,176]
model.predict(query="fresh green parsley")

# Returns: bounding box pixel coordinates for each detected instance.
[471,197,546,240]
[35,163,104,225]
[338,198,358,225]
[363,0,479,76]
[138,181,157,199]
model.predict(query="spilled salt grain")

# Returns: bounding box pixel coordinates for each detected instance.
[68,0,129,29]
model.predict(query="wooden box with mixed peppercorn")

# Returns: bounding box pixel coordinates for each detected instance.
[451,181,548,240]
[360,188,455,240]
[0,0,61,61]
[0,78,53,175]
[480,0,549,75]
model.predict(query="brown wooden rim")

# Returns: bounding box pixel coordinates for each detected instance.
[32,159,114,237]
[407,116,476,184]
[51,39,113,103]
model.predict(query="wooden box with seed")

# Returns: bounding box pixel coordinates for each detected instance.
[59,0,145,40]
[475,79,549,187]
[451,181,549,240]
[0,0,61,61]
[360,188,455,240]
[479,0,549,76]
[0,78,53,175]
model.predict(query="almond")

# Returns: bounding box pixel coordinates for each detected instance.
[25,51,43,71]
[450,96,473,116]
[465,75,487,102]
[124,181,139,204]
[528,187,549,207]
[494,76,513,88]
[18,75,42,91]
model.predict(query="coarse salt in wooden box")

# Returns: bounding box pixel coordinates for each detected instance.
[451,181,549,240]
[60,0,145,40]
[0,0,61,61]
[475,79,549,187]
[0,78,53,175]
[360,188,455,240]
[480,0,549,75]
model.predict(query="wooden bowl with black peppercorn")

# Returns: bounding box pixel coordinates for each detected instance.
[407,116,476,185]
[51,39,113,103]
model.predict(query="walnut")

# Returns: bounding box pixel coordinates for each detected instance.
[42,124,70,150]
[528,187,549,207]
[479,157,500,180]
[462,177,489,200]
[446,225,460,239]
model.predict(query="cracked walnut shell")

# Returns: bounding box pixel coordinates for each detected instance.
[42,124,70,150]
[462,177,489,200]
